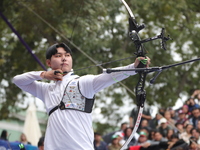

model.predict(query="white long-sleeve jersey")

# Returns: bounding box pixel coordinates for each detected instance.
[13,64,136,150]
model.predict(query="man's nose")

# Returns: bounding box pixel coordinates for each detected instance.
[62,56,66,61]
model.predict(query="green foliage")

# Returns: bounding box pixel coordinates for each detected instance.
[0,0,200,133]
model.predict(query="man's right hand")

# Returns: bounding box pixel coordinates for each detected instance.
[40,70,64,81]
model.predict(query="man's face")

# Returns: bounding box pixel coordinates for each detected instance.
[46,47,72,72]
[191,129,199,138]
[176,124,183,131]
[179,113,185,119]
[154,132,162,141]
[182,106,188,113]
[192,109,200,118]
[94,135,101,141]
[121,124,127,131]
[186,124,193,133]
[161,122,167,128]
[141,120,148,127]
[139,135,147,143]
[126,128,132,137]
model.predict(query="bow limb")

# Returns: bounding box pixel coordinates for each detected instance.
[120,73,146,150]
[120,107,144,150]
[120,0,146,150]
[121,0,135,19]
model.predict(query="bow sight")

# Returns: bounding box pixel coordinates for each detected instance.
[128,17,171,56]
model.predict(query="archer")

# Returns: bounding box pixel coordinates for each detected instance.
[13,43,151,150]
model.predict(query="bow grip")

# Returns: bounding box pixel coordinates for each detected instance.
[137,60,146,69]
[136,56,147,70]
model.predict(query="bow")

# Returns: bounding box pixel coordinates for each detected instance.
[120,0,170,149]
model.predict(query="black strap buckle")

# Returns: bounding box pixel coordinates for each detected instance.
[49,101,65,116]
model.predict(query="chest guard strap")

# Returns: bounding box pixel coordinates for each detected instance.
[49,77,95,116]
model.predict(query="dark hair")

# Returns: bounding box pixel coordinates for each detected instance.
[154,130,162,136]
[121,122,128,127]
[123,127,133,137]
[191,107,200,112]
[189,136,197,146]
[170,133,179,139]
[185,123,193,129]
[140,127,150,133]
[190,128,196,134]
[94,132,101,136]
[46,43,72,59]
[38,136,45,147]
[196,128,200,133]
[0,130,8,141]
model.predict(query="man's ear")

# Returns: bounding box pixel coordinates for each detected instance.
[46,59,51,67]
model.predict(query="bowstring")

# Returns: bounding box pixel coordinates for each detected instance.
[73,55,136,72]
[69,1,84,42]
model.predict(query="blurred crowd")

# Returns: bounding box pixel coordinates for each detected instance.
[1,90,200,150]
[94,90,200,150]
[0,130,44,150]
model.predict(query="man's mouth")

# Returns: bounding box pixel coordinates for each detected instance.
[62,63,68,66]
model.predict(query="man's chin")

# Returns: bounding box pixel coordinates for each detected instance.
[62,68,72,73]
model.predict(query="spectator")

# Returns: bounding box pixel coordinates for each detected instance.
[139,127,150,136]
[94,132,108,150]
[129,107,152,128]
[134,131,150,146]
[108,135,121,150]
[190,128,200,144]
[177,109,188,125]
[0,130,8,141]
[143,131,168,149]
[182,104,191,118]
[153,131,168,142]
[189,108,200,128]
[187,98,200,112]
[120,122,128,133]
[167,134,188,150]
[149,113,162,129]
[102,122,127,145]
[191,89,200,101]
[164,110,176,128]
[188,136,200,150]
[123,127,137,147]
[19,133,31,145]
[138,119,151,132]
[175,122,184,136]
[38,136,45,150]
[179,124,193,144]
[168,107,178,120]
[158,108,166,117]
[113,132,125,146]
[166,129,175,141]
[183,120,191,128]
[149,129,156,141]
[157,117,171,138]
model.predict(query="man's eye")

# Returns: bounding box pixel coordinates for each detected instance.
[55,54,61,57]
